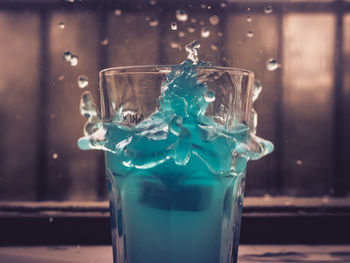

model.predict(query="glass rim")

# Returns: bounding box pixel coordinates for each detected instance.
[99,65,254,78]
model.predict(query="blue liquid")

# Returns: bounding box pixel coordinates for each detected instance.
[78,54,273,263]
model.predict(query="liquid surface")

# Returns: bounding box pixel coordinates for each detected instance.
[78,40,273,263]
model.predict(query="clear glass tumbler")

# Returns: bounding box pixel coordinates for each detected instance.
[99,65,273,263]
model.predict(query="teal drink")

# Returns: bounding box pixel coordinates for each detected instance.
[79,41,273,263]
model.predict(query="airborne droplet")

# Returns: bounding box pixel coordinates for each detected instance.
[58,22,65,29]
[204,91,215,102]
[264,5,273,14]
[149,18,159,27]
[101,38,109,46]
[209,15,219,25]
[52,153,58,159]
[188,25,195,33]
[246,15,252,22]
[63,51,72,62]
[266,58,280,71]
[201,27,210,38]
[176,9,188,22]
[170,41,180,49]
[246,30,253,38]
[114,9,122,16]
[171,22,178,30]
[77,75,89,88]
[210,44,218,51]
[70,55,78,66]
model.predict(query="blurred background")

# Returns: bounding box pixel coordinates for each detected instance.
[0,0,349,202]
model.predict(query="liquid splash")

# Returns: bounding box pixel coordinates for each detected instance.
[78,40,273,173]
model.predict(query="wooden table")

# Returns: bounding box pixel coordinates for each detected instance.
[0,245,349,262]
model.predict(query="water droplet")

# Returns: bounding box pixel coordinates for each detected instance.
[266,58,280,71]
[220,2,227,8]
[170,41,179,49]
[190,18,196,23]
[171,22,177,30]
[149,18,159,27]
[204,91,215,102]
[70,55,78,66]
[178,31,185,37]
[114,9,122,16]
[149,0,156,5]
[52,153,58,159]
[176,9,188,22]
[188,25,195,33]
[186,40,200,64]
[210,44,218,51]
[264,5,273,14]
[246,30,253,38]
[246,15,252,22]
[77,75,89,88]
[201,27,210,38]
[253,79,262,101]
[58,22,65,29]
[49,217,53,223]
[209,15,219,25]
[101,38,109,46]
[63,51,72,62]
[296,160,303,165]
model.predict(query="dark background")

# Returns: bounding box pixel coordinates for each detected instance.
[0,0,349,202]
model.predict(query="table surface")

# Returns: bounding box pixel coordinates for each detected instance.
[0,245,349,263]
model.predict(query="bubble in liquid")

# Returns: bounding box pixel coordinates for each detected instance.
[77,75,89,88]
[58,22,65,29]
[264,5,273,14]
[266,58,280,71]
[176,9,188,22]
[170,41,180,49]
[178,31,185,37]
[101,38,109,46]
[204,91,215,102]
[209,15,219,25]
[63,51,72,62]
[188,25,195,33]
[149,0,157,5]
[246,30,253,38]
[246,15,252,22]
[201,27,210,38]
[149,18,159,27]
[210,44,218,51]
[70,55,78,66]
[171,22,178,30]
[114,9,122,16]
[52,153,58,159]
[220,2,227,8]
